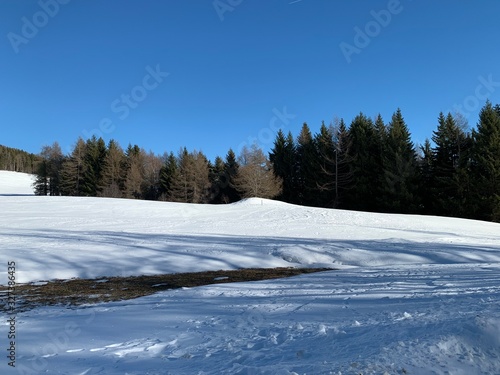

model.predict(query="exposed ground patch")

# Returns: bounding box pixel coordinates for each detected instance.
[0,267,334,312]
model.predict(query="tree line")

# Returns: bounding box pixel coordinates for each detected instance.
[0,145,40,173]
[31,137,281,204]
[29,101,500,222]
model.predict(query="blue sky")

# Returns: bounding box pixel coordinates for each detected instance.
[1,0,500,161]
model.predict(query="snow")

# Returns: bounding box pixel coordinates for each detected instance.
[1,170,500,374]
[0,171,34,196]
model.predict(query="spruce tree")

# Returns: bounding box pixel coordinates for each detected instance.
[330,119,352,208]
[471,101,500,221]
[295,123,316,206]
[344,113,381,211]
[431,112,471,217]
[221,148,241,203]
[208,156,226,203]
[312,122,336,207]
[381,109,418,213]
[159,152,178,200]
[269,130,296,203]
[81,136,107,196]
[417,138,434,214]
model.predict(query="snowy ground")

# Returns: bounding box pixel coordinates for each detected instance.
[0,171,34,196]
[1,171,500,374]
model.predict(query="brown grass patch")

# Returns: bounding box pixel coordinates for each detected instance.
[0,267,334,312]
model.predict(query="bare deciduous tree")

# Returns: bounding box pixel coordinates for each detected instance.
[234,144,282,199]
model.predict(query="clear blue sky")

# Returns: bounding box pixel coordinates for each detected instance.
[1,0,500,161]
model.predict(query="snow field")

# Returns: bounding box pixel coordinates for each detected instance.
[1,170,500,374]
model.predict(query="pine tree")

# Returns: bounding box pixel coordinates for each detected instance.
[381,109,418,213]
[417,138,434,214]
[431,112,471,217]
[159,152,178,200]
[312,122,336,207]
[81,136,107,196]
[295,123,317,206]
[220,148,241,203]
[269,130,296,203]
[344,113,381,211]
[332,119,353,208]
[471,101,500,221]
[208,156,226,203]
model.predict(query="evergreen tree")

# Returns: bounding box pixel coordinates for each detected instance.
[220,148,241,203]
[431,112,471,217]
[269,130,296,203]
[417,138,434,214]
[471,101,500,221]
[208,156,226,203]
[344,113,381,211]
[159,152,178,200]
[60,138,86,196]
[312,122,336,207]
[295,123,317,206]
[381,109,418,213]
[332,118,353,208]
[81,136,107,196]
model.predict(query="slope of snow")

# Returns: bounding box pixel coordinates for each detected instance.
[1,195,500,284]
[1,175,500,374]
[0,171,34,195]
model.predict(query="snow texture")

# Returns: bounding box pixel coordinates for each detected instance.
[1,171,500,374]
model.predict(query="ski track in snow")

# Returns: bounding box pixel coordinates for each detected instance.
[1,171,500,374]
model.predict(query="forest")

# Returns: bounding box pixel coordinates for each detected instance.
[0,144,40,174]
[13,101,500,223]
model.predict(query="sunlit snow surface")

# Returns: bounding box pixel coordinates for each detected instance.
[1,171,500,374]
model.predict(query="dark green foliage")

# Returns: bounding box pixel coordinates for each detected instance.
[269,130,296,203]
[312,122,337,207]
[417,139,434,214]
[344,113,382,211]
[471,101,500,221]
[430,113,472,217]
[81,136,107,197]
[381,109,418,213]
[219,149,240,203]
[295,123,317,206]
[159,152,178,200]
[15,101,500,222]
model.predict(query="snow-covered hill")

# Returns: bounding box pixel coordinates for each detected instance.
[1,173,500,374]
[0,171,34,195]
